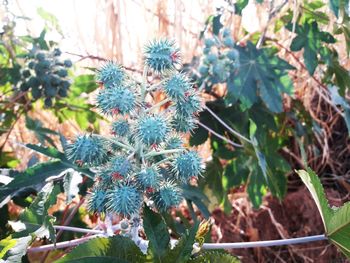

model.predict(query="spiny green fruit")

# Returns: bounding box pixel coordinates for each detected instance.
[112,119,130,137]
[87,189,107,214]
[20,47,72,106]
[151,181,182,212]
[66,135,109,166]
[204,38,215,48]
[172,115,197,133]
[97,61,125,88]
[107,155,132,180]
[144,39,180,73]
[107,185,142,216]
[136,115,169,146]
[175,92,202,117]
[164,73,191,101]
[136,167,161,190]
[223,37,234,48]
[174,151,202,181]
[97,85,136,115]
[64,59,73,68]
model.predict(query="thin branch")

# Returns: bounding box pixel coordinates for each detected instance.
[145,98,171,113]
[204,105,252,144]
[197,121,243,148]
[28,234,102,253]
[53,225,104,235]
[200,235,327,249]
[143,148,184,158]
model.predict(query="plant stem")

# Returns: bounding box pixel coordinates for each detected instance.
[200,234,327,249]
[141,66,148,100]
[145,98,171,113]
[204,105,252,144]
[143,148,184,158]
[146,78,167,92]
[197,121,243,148]
[28,234,102,253]
[27,233,328,253]
[95,134,134,151]
[53,225,104,235]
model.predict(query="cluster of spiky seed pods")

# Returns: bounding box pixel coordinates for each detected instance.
[65,40,203,217]
[19,48,72,107]
[197,28,239,85]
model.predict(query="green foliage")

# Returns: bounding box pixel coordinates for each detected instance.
[143,205,170,261]
[56,236,147,263]
[189,251,240,263]
[297,168,350,258]
[287,21,336,75]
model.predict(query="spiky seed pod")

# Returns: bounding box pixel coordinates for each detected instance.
[204,38,215,48]
[86,188,107,214]
[136,167,162,190]
[144,39,180,73]
[112,119,130,137]
[151,181,182,212]
[165,135,183,150]
[97,61,125,88]
[65,135,109,166]
[164,73,192,102]
[175,92,202,117]
[172,115,197,133]
[107,185,142,217]
[226,49,239,61]
[136,115,169,145]
[96,85,136,115]
[107,155,132,180]
[174,151,202,182]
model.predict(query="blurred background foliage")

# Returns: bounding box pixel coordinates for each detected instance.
[0,0,349,262]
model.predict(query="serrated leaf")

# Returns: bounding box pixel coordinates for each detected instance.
[0,161,68,206]
[287,21,336,75]
[24,144,95,178]
[189,250,240,262]
[56,236,146,262]
[165,222,199,263]
[227,42,294,112]
[143,205,170,262]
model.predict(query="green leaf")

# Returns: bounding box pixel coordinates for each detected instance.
[227,42,294,112]
[24,144,95,178]
[287,21,336,75]
[71,74,98,96]
[0,161,68,205]
[190,126,208,146]
[297,168,332,227]
[212,15,223,36]
[234,0,248,15]
[56,236,146,262]
[63,170,83,203]
[189,250,240,262]
[165,222,199,263]
[297,168,350,258]
[143,205,170,262]
[0,238,17,259]
[37,7,63,35]
[25,116,58,147]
